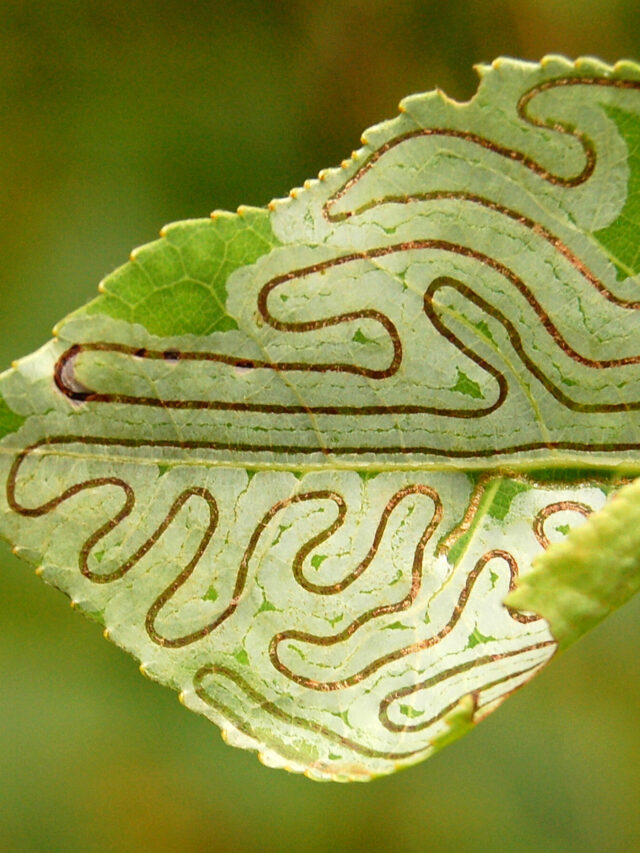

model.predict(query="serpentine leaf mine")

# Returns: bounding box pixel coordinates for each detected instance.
[2,56,640,781]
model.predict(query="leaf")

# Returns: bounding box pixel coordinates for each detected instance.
[2,55,640,782]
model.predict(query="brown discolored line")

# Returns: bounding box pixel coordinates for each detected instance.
[148,486,440,648]
[7,440,623,643]
[269,509,542,692]
[53,260,499,416]
[147,490,344,648]
[475,549,541,624]
[425,253,640,372]
[52,76,640,421]
[86,486,216,585]
[55,243,486,418]
[54,235,640,416]
[257,280,403,376]
[293,484,441,595]
[194,662,425,762]
[193,640,555,761]
[328,191,640,312]
[323,126,592,223]
[7,435,640,476]
[435,472,493,558]
[533,500,593,549]
[55,324,401,401]
[517,75,640,143]
[325,75,640,223]
[270,546,547,692]
[434,470,623,559]
[54,254,406,410]
[428,275,640,412]
[6,447,218,585]
[143,489,219,644]
[6,448,136,583]
[378,641,554,733]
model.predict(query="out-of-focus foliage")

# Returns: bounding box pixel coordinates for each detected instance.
[1,0,639,850]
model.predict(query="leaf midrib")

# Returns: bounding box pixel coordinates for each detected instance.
[0,443,637,476]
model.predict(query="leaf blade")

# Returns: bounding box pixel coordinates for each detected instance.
[2,56,640,780]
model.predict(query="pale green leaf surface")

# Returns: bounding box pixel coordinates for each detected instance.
[1,56,640,781]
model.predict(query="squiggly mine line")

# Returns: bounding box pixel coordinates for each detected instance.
[329,190,640,312]
[193,641,555,762]
[435,471,608,558]
[52,78,640,421]
[532,500,592,549]
[6,72,639,777]
[6,449,442,651]
[378,646,549,734]
[324,75,640,222]
[8,433,640,474]
[54,238,640,416]
[150,490,344,647]
[269,544,539,691]
[5,450,219,586]
[427,274,640,412]
[6,440,572,757]
[149,485,439,647]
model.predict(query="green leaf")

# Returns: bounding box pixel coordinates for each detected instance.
[0,393,25,440]
[2,55,640,781]
[594,104,640,278]
[83,207,281,335]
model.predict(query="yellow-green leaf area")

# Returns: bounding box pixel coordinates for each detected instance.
[594,104,640,279]
[82,207,280,336]
[0,394,25,440]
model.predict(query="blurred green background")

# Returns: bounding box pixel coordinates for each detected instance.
[1,1,639,851]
